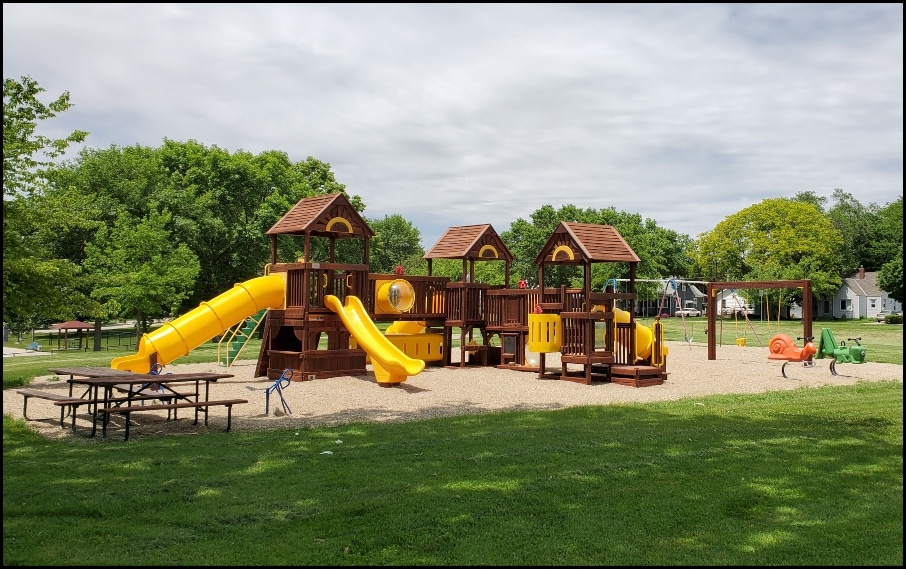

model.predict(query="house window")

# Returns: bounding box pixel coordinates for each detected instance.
[869,299,877,308]
[840,299,851,311]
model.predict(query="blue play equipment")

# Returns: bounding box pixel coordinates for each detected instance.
[140,361,172,404]
[814,328,867,376]
[246,368,293,415]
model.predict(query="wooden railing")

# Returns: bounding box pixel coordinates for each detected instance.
[270,263,370,310]
[486,288,538,330]
[442,282,486,325]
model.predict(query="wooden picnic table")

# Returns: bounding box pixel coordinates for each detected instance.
[46,367,241,440]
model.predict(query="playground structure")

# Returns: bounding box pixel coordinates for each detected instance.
[112,193,669,387]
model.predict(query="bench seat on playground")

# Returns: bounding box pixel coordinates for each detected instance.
[53,392,179,431]
[16,389,85,425]
[99,399,248,441]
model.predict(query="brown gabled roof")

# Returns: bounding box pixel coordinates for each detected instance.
[534,222,640,266]
[423,224,513,261]
[266,193,374,238]
[49,320,93,330]
[844,271,882,297]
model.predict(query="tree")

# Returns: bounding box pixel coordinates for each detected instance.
[691,198,844,301]
[3,76,89,198]
[43,140,360,314]
[791,190,828,212]
[875,195,903,260]
[3,76,89,326]
[877,245,903,303]
[367,214,424,274]
[83,210,200,337]
[825,189,893,272]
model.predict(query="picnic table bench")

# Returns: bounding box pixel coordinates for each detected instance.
[16,389,84,425]
[54,392,179,431]
[99,399,248,441]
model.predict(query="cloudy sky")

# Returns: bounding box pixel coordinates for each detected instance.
[4,3,903,249]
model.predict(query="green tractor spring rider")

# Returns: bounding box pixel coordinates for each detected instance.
[815,328,867,376]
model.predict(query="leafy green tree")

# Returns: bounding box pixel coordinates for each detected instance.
[826,189,893,272]
[3,76,89,327]
[874,195,903,261]
[83,210,200,337]
[877,245,903,303]
[691,198,844,300]
[3,76,89,198]
[44,140,360,313]
[367,214,424,274]
[791,190,828,212]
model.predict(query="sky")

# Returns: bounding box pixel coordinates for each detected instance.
[3,3,903,250]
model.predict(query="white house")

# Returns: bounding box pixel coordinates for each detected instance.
[712,290,754,317]
[813,265,902,319]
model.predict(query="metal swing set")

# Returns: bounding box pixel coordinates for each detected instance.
[654,278,694,348]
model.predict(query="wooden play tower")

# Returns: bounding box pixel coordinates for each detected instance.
[423,223,514,368]
[254,193,451,381]
[527,222,668,386]
[255,193,373,380]
[254,193,666,387]
[424,221,669,386]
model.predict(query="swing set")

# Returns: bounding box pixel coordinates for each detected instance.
[706,280,813,361]
[655,279,694,348]
[717,289,761,347]
[762,287,785,336]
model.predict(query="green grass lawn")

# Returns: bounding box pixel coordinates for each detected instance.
[3,317,903,565]
[3,381,902,565]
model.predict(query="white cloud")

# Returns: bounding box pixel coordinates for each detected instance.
[4,3,902,248]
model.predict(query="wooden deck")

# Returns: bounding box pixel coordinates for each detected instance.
[610,365,668,387]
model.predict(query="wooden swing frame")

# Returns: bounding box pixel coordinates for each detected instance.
[706,280,812,361]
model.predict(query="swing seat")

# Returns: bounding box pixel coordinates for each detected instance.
[735,338,746,347]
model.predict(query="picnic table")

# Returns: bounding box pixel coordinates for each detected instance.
[45,367,245,440]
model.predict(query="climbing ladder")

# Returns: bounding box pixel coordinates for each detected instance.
[218,308,268,367]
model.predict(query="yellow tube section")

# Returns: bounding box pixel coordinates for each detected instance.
[386,320,426,334]
[612,307,667,361]
[111,274,286,373]
[374,279,415,315]
[325,294,425,385]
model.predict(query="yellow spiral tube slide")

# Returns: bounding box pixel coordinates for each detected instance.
[111,274,286,373]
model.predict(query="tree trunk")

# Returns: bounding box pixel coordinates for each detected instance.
[135,311,144,344]
[93,318,103,351]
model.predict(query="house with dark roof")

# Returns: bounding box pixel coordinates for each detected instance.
[817,265,902,319]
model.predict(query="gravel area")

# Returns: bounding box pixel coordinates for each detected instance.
[6,341,902,442]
